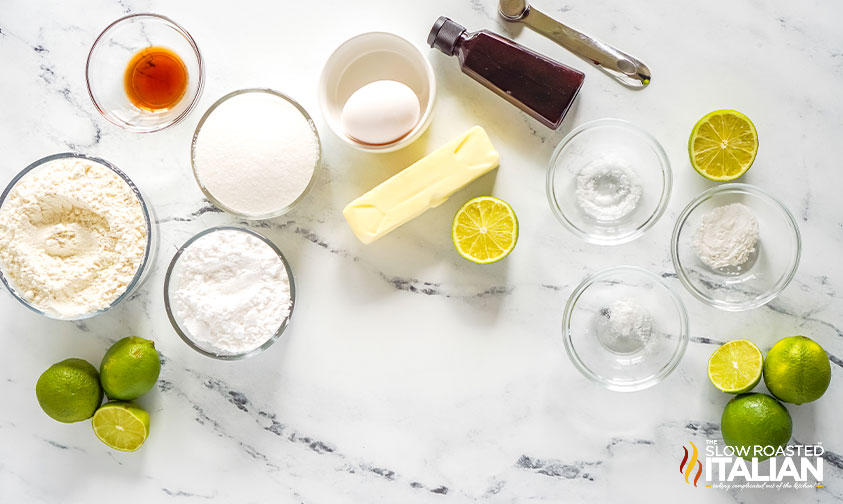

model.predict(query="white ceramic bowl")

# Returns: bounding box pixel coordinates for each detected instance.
[318,32,436,153]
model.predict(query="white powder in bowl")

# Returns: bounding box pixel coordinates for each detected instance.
[693,203,759,270]
[193,91,320,217]
[0,157,148,318]
[595,298,653,354]
[575,159,642,221]
[171,229,292,354]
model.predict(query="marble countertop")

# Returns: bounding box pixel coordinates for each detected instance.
[1,0,842,502]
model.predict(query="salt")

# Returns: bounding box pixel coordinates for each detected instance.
[193,91,320,217]
[595,298,653,354]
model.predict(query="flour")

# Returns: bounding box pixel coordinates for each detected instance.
[171,229,292,354]
[0,157,148,318]
[595,298,653,354]
[193,91,319,217]
[575,159,642,221]
[693,203,759,270]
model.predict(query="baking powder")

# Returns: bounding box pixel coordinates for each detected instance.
[171,229,292,354]
[693,203,759,270]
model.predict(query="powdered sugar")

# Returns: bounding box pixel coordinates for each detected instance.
[171,229,292,354]
[193,91,319,217]
[693,203,759,270]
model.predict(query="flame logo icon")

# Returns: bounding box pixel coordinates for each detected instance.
[679,441,703,487]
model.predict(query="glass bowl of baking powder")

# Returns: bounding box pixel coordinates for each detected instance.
[0,153,157,320]
[671,183,801,311]
[546,119,672,245]
[163,226,296,360]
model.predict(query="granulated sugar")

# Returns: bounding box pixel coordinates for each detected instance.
[193,91,320,217]
[171,229,292,354]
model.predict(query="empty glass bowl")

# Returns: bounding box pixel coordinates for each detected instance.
[547,119,672,245]
[163,227,296,360]
[86,13,204,132]
[563,266,689,392]
[671,183,801,311]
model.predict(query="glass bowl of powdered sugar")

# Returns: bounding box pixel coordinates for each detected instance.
[671,183,801,311]
[547,119,672,245]
[164,227,295,360]
[563,266,689,392]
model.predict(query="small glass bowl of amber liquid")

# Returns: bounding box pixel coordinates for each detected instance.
[86,13,204,133]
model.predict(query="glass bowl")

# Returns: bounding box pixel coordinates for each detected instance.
[547,119,672,245]
[86,13,204,132]
[163,227,296,360]
[671,183,801,311]
[0,153,158,320]
[563,266,689,392]
[190,89,322,220]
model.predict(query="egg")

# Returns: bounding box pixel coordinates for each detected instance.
[340,80,420,145]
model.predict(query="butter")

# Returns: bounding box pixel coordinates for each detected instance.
[343,126,500,244]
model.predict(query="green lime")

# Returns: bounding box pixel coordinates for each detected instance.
[92,401,149,452]
[721,393,792,461]
[35,358,103,423]
[452,196,518,264]
[100,337,161,400]
[707,339,763,393]
[688,109,758,181]
[763,336,831,404]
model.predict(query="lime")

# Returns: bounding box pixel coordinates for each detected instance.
[688,109,758,181]
[100,337,161,400]
[707,339,763,393]
[92,401,149,452]
[452,196,518,264]
[763,336,831,404]
[721,393,792,461]
[35,358,103,423]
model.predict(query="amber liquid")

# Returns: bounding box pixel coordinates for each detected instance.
[124,46,188,111]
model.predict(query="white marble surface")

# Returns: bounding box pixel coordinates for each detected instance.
[1,0,842,502]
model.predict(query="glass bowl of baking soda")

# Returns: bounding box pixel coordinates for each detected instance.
[563,266,689,392]
[547,119,672,245]
[671,183,801,311]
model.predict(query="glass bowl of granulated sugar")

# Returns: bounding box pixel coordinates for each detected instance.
[671,183,801,311]
[0,153,157,320]
[546,119,672,245]
[164,227,295,360]
[190,88,321,220]
[563,266,689,392]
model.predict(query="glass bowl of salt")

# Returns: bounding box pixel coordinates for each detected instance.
[563,266,689,392]
[671,183,801,311]
[546,119,672,245]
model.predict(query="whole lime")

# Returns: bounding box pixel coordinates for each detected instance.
[36,358,103,423]
[721,393,792,461]
[763,336,831,404]
[100,337,161,400]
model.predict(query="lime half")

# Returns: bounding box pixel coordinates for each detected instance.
[708,339,763,394]
[92,401,150,452]
[452,196,518,264]
[689,109,758,181]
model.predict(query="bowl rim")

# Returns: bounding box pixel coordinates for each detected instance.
[546,118,673,245]
[190,88,322,220]
[562,265,690,392]
[670,182,802,311]
[0,152,155,320]
[317,31,437,153]
[85,12,205,133]
[163,226,296,360]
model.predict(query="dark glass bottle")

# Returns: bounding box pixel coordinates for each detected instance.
[428,16,585,130]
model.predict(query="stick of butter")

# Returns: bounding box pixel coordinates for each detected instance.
[343,126,500,244]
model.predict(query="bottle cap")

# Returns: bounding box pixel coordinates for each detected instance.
[427,16,466,56]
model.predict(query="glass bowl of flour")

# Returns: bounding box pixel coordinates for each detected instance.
[671,183,801,311]
[164,227,295,360]
[0,153,157,320]
[563,266,689,392]
[546,119,672,245]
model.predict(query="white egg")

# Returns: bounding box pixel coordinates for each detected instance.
[340,80,421,145]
